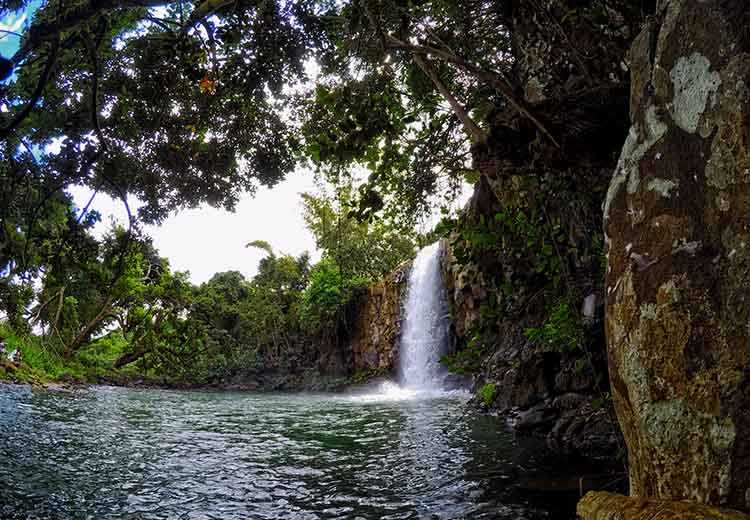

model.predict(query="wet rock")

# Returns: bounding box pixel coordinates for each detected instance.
[553,392,589,411]
[554,366,595,394]
[491,357,551,411]
[546,402,621,460]
[515,401,559,432]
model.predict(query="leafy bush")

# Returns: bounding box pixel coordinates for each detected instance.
[440,333,488,375]
[478,382,497,406]
[0,322,79,382]
[524,300,583,352]
[299,259,367,334]
[0,322,130,383]
[76,333,129,376]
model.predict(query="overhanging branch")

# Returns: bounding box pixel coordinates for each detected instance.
[386,35,561,149]
[412,54,486,144]
[0,39,59,140]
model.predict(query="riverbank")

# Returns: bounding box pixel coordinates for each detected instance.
[0,327,375,394]
[0,361,357,394]
[0,322,358,392]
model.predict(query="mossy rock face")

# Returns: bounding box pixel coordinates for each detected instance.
[577,492,750,520]
[605,0,750,510]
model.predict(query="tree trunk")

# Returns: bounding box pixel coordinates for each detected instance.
[65,295,114,356]
[411,54,487,145]
[114,348,146,369]
[604,0,750,510]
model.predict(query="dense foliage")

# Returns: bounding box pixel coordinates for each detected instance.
[0,187,415,385]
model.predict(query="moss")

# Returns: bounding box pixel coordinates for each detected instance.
[605,106,668,225]
[478,382,497,407]
[706,136,736,190]
[646,178,678,198]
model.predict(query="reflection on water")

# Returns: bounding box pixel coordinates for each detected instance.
[0,384,576,519]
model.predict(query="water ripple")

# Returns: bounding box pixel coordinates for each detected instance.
[0,385,562,519]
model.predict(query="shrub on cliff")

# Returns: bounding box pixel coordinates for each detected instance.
[299,259,368,336]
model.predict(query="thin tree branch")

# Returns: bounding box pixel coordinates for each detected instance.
[86,31,136,301]
[0,39,59,140]
[412,54,486,144]
[52,284,65,333]
[385,35,561,148]
[76,182,103,224]
[144,16,179,31]
[528,0,593,86]
[28,286,63,324]
[179,0,235,36]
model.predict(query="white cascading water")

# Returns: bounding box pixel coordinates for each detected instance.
[398,241,450,390]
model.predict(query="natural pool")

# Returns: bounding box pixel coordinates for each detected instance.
[0,383,588,519]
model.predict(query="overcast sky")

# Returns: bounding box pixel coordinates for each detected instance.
[67,170,471,285]
[68,170,322,284]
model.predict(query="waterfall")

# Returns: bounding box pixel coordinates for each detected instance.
[398,242,450,390]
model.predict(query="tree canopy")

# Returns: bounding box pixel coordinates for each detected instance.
[0,0,537,233]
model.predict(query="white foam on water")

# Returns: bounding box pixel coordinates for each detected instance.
[344,380,468,403]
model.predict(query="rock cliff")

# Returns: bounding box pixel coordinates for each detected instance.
[436,0,644,461]
[348,261,411,376]
[441,185,622,460]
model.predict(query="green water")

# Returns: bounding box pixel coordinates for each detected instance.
[0,384,579,519]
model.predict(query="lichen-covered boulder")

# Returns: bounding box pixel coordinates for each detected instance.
[604,0,750,510]
[577,492,750,520]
